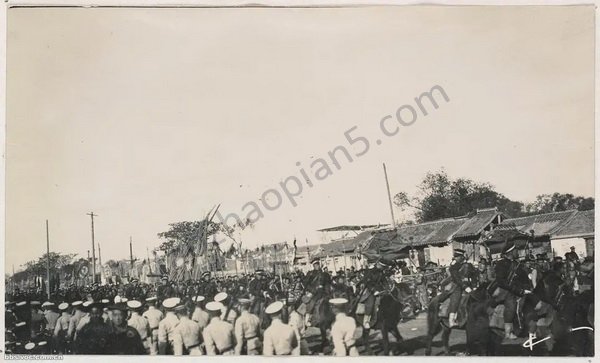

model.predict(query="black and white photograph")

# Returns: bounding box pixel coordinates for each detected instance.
[2,3,596,358]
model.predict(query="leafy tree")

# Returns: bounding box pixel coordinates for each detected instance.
[525,193,594,213]
[394,169,525,223]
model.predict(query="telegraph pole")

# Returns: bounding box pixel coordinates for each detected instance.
[383,163,397,228]
[46,220,51,299]
[98,244,102,284]
[130,237,134,267]
[87,212,98,283]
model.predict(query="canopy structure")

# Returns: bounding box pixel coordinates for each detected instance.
[356,229,411,263]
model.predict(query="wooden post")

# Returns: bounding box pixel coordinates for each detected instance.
[87,212,98,283]
[383,163,397,228]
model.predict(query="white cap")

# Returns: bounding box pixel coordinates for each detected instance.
[114,296,122,303]
[329,298,349,305]
[25,342,36,350]
[127,300,142,309]
[192,296,205,303]
[42,302,54,308]
[205,301,224,312]
[214,292,228,302]
[162,297,181,309]
[82,301,93,308]
[265,301,284,315]
[58,302,69,311]
[145,296,157,302]
[15,321,26,327]
[16,301,27,307]
[72,301,83,307]
[38,341,47,346]
[101,299,109,304]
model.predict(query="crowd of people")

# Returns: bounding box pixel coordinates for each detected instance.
[4,243,594,356]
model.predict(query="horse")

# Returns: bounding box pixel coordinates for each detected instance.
[425,281,501,356]
[525,268,594,356]
[352,271,410,355]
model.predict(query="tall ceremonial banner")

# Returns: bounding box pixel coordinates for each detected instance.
[166,206,219,282]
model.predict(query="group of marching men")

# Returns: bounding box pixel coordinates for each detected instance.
[5,289,359,356]
[5,241,592,356]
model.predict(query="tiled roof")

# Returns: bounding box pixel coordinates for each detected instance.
[551,210,594,238]
[499,210,577,237]
[317,224,388,232]
[454,208,502,239]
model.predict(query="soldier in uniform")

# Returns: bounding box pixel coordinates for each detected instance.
[329,298,359,356]
[53,302,71,353]
[127,300,151,354]
[493,241,532,340]
[42,302,60,337]
[107,303,146,354]
[444,249,475,327]
[304,258,332,327]
[157,297,180,355]
[67,301,85,342]
[234,297,261,355]
[191,296,210,331]
[215,292,238,324]
[73,301,94,341]
[203,301,236,355]
[263,301,299,356]
[287,295,309,355]
[172,304,203,355]
[142,296,162,355]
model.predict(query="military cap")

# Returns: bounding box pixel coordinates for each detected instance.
[58,302,70,311]
[265,301,284,315]
[201,271,211,279]
[205,301,224,312]
[126,300,142,309]
[214,292,228,302]
[161,276,169,281]
[108,302,127,311]
[192,296,205,303]
[453,249,466,257]
[101,299,110,304]
[25,342,36,351]
[162,297,181,309]
[41,301,54,308]
[145,296,157,302]
[130,278,139,283]
[329,298,349,306]
[82,301,94,308]
[311,257,321,265]
[15,321,26,328]
[30,301,41,307]
[15,301,27,307]
[38,341,48,347]
[237,297,252,306]
[71,300,83,307]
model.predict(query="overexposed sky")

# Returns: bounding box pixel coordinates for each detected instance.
[6,6,594,273]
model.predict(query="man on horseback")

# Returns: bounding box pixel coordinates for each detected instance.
[492,240,532,340]
[304,258,332,327]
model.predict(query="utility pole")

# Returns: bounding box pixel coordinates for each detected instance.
[383,163,397,228]
[46,220,51,299]
[98,244,102,284]
[87,212,98,284]
[130,237,134,267]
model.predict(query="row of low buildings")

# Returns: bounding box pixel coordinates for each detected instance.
[255,208,594,273]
